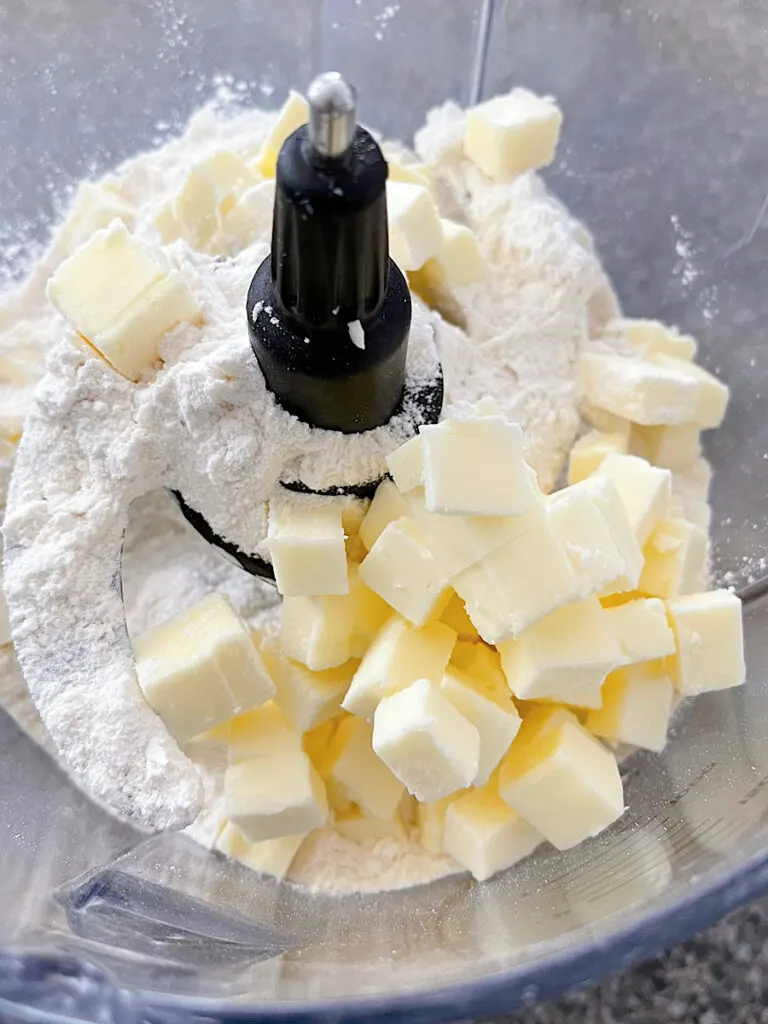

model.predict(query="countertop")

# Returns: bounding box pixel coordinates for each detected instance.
[490,898,768,1023]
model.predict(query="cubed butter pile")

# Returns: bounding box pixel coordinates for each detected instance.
[132,371,743,885]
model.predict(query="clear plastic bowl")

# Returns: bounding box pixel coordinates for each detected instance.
[2,1,768,1021]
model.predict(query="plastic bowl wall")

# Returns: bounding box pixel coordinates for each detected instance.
[1,1,768,1021]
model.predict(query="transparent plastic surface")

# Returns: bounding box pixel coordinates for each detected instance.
[2,0,768,1020]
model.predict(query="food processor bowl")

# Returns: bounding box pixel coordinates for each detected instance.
[2,1,768,1020]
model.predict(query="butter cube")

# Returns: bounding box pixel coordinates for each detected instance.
[441,669,521,785]
[548,481,634,597]
[440,593,480,641]
[359,479,412,551]
[417,792,465,854]
[450,640,507,689]
[388,160,433,191]
[257,91,309,177]
[586,661,674,753]
[260,642,356,732]
[651,355,729,429]
[174,150,257,249]
[216,822,305,878]
[420,416,530,517]
[322,716,405,820]
[335,807,406,843]
[387,181,444,272]
[348,564,392,658]
[595,454,671,547]
[407,488,526,580]
[386,433,423,494]
[581,402,632,438]
[228,701,303,763]
[419,219,486,292]
[605,318,697,362]
[302,717,342,768]
[580,353,700,426]
[580,476,644,593]
[387,182,448,272]
[225,749,328,842]
[443,780,542,881]
[47,221,202,382]
[453,501,579,644]
[516,701,580,740]
[134,593,275,743]
[267,499,348,596]
[666,590,745,695]
[498,598,624,708]
[464,89,563,178]
[214,179,275,255]
[372,678,480,801]
[342,617,456,720]
[499,720,624,850]
[603,597,676,664]
[630,423,701,471]
[280,593,355,671]
[359,517,448,626]
[640,518,708,598]
[567,430,628,485]
[60,179,136,254]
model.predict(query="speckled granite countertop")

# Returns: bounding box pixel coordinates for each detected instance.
[484,898,768,1023]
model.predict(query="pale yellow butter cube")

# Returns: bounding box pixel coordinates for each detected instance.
[580,402,632,438]
[651,355,729,429]
[153,200,183,244]
[666,590,745,695]
[580,476,644,593]
[449,640,507,690]
[580,353,700,426]
[47,220,202,382]
[388,160,433,191]
[464,89,563,177]
[216,822,305,878]
[498,598,624,708]
[407,487,527,580]
[420,415,530,517]
[603,597,676,663]
[640,518,708,598]
[280,593,355,671]
[174,150,257,248]
[440,593,480,641]
[453,500,580,644]
[548,481,633,597]
[228,701,302,763]
[60,179,136,254]
[335,807,406,843]
[260,642,355,733]
[134,593,275,744]
[586,661,674,753]
[267,499,348,596]
[342,617,456,720]
[499,720,624,850]
[323,716,405,820]
[359,517,448,626]
[372,678,480,802]
[567,430,629,485]
[214,180,275,256]
[420,219,486,292]
[605,317,697,362]
[441,668,521,786]
[630,423,701,471]
[359,478,412,551]
[348,563,392,658]
[225,749,328,843]
[516,702,581,740]
[444,780,542,881]
[387,181,444,272]
[257,91,309,177]
[385,433,423,494]
[595,454,671,547]
[417,792,465,854]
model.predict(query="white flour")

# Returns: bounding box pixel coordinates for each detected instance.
[0,94,681,891]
